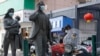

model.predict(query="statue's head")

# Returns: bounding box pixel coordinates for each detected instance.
[37,1,45,11]
[4,8,14,18]
[7,8,14,17]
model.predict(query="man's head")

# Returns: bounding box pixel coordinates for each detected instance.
[64,25,71,33]
[65,25,71,30]
[37,1,45,11]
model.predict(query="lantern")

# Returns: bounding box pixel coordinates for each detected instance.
[84,13,94,23]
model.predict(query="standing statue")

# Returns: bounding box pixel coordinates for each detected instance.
[3,8,20,56]
[29,1,52,56]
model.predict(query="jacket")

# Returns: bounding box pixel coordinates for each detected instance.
[29,11,52,40]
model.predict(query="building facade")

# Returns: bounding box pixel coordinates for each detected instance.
[43,0,95,12]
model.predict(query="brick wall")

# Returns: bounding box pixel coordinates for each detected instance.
[43,0,79,12]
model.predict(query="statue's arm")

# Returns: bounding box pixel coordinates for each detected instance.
[29,12,38,21]
[47,17,52,42]
[4,19,12,29]
[4,19,17,30]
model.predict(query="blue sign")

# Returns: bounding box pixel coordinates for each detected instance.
[50,16,73,32]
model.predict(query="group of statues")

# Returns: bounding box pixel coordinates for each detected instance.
[3,1,51,56]
[3,1,80,56]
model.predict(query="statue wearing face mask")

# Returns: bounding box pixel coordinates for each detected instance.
[9,12,14,17]
[40,5,45,10]
[3,8,21,56]
[29,1,52,56]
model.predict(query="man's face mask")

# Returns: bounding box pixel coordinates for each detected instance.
[65,30,68,33]
[9,13,14,17]
[40,6,45,10]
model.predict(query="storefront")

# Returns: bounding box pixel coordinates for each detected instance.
[50,16,73,42]
[50,16,73,32]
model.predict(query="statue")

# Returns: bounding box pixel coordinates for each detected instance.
[3,8,20,56]
[29,1,52,56]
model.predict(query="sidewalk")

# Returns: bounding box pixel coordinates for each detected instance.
[8,50,23,56]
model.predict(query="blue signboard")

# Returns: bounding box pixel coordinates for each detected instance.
[50,16,73,32]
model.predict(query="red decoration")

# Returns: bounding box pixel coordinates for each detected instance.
[51,43,64,56]
[84,13,94,23]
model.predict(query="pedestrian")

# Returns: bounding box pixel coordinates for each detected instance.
[29,1,52,56]
[63,25,79,56]
[3,8,20,56]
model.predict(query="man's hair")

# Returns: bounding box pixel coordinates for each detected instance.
[65,25,71,30]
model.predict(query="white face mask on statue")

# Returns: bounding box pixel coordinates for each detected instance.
[40,6,45,10]
[9,13,14,17]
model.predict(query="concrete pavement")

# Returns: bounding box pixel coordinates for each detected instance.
[8,50,23,56]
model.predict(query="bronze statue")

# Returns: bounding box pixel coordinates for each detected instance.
[3,8,20,56]
[29,1,52,56]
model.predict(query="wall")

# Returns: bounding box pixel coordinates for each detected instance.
[24,0,35,9]
[51,7,76,18]
[43,0,79,12]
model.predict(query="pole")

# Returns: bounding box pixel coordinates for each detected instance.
[50,10,53,18]
[23,38,29,56]
[92,35,97,56]
[23,32,29,56]
[75,5,79,29]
